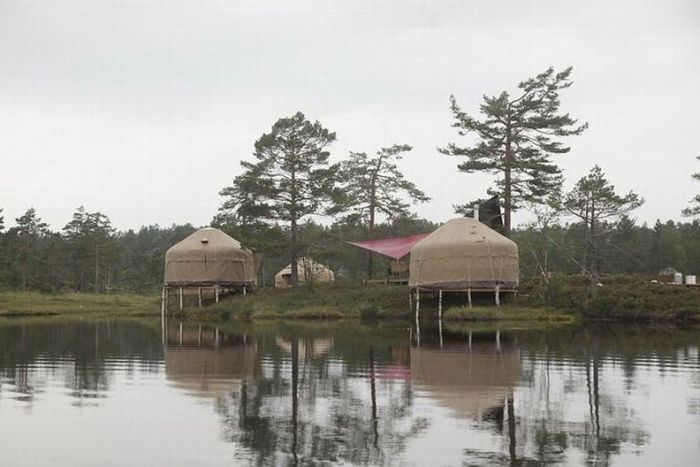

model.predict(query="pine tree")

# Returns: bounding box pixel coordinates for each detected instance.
[11,208,49,290]
[218,112,337,287]
[682,156,700,217]
[441,67,588,235]
[63,207,118,292]
[560,166,644,278]
[334,144,429,277]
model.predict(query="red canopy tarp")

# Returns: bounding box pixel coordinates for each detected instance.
[347,233,431,260]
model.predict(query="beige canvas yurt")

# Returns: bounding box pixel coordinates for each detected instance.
[409,218,518,291]
[274,257,335,288]
[164,228,257,288]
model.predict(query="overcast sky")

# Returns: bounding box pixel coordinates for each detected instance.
[1,0,698,231]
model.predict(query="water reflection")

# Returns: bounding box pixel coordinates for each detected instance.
[0,319,698,466]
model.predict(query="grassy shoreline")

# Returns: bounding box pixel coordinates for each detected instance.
[2,275,700,323]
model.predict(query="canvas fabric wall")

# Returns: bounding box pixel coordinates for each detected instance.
[164,228,256,286]
[409,218,519,290]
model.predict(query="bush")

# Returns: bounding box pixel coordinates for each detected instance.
[359,304,380,322]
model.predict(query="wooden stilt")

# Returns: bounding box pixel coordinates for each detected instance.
[179,322,183,346]
[415,289,420,321]
[215,328,220,347]
[164,287,169,312]
[468,288,472,309]
[243,286,247,296]
[495,286,501,307]
[496,330,501,350]
[161,287,166,318]
[179,287,183,310]
[198,287,202,308]
[215,286,220,303]
[438,290,443,320]
[408,290,412,311]
[468,330,472,349]
[198,324,202,346]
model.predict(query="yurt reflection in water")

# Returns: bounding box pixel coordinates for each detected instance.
[164,323,260,398]
[410,336,521,421]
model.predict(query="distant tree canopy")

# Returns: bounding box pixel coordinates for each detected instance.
[0,203,699,293]
[62,207,119,293]
[441,66,587,236]
[682,155,700,218]
[218,112,338,287]
[334,144,429,277]
[559,166,644,277]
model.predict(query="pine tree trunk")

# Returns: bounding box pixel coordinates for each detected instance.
[290,216,298,287]
[367,174,377,279]
[290,166,299,288]
[367,204,375,279]
[504,128,513,236]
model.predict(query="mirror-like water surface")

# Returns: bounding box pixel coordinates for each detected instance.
[0,319,698,466]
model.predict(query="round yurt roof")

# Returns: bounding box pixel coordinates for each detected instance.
[409,217,519,290]
[164,227,256,286]
[166,228,246,261]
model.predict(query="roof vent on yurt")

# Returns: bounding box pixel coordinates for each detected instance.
[409,217,519,292]
[164,227,256,288]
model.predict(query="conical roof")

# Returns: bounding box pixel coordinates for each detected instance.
[409,218,518,290]
[164,228,256,286]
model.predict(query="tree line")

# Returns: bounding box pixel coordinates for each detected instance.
[1,66,698,292]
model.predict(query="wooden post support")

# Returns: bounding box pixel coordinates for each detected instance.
[415,289,420,321]
[179,287,183,310]
[161,287,166,318]
[198,287,202,308]
[179,322,183,346]
[243,286,247,296]
[438,290,443,320]
[164,287,169,311]
[468,288,472,309]
[495,286,501,307]
[198,324,202,346]
[496,330,501,350]
[468,330,472,349]
[215,286,220,304]
[408,290,412,311]
[215,328,220,347]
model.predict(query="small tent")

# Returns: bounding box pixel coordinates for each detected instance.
[164,228,256,287]
[275,257,335,288]
[409,218,518,291]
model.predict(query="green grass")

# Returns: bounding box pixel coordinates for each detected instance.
[520,274,700,322]
[442,305,577,323]
[172,283,410,321]
[0,291,159,318]
[6,275,694,324]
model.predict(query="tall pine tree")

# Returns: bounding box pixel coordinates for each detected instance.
[218,112,337,287]
[441,67,587,235]
[682,155,700,217]
[334,144,429,277]
[560,166,643,278]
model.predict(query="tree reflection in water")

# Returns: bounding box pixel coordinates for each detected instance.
[0,319,697,466]
[0,319,162,407]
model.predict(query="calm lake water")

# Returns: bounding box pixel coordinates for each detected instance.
[0,319,698,466]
